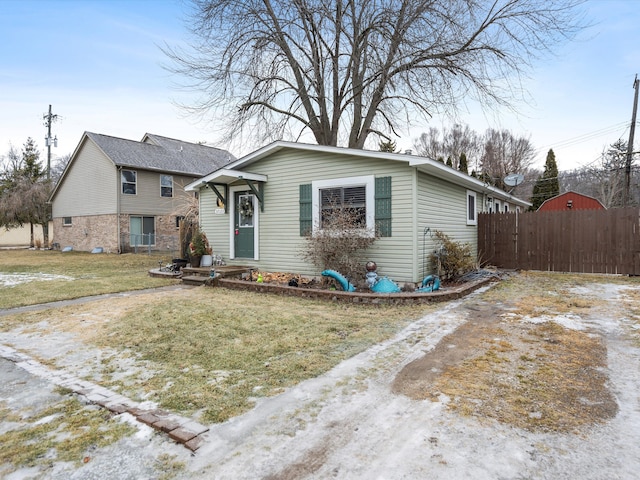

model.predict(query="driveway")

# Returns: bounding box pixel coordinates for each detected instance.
[1,275,640,479]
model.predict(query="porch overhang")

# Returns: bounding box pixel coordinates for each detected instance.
[186,169,268,213]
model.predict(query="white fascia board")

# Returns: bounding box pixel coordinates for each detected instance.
[185,169,268,191]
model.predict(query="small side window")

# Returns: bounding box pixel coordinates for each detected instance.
[63,216,72,226]
[466,190,477,225]
[122,169,137,195]
[161,174,173,198]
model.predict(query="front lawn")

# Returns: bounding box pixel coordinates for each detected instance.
[0,250,175,309]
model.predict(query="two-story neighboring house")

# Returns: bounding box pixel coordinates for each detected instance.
[49,132,234,253]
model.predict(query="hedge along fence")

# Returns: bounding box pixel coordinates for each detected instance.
[478,207,640,275]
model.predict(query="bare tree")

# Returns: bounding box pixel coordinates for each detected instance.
[166,0,584,149]
[560,140,631,208]
[0,140,52,246]
[413,124,481,170]
[480,128,535,190]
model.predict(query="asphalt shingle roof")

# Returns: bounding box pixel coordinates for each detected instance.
[86,132,235,176]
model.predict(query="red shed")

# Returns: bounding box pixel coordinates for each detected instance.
[537,191,605,211]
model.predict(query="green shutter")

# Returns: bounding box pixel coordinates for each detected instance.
[299,183,312,236]
[375,176,392,237]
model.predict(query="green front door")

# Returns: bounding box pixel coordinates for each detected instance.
[234,192,255,258]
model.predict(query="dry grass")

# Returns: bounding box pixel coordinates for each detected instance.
[0,250,176,309]
[435,320,617,432]
[4,287,431,424]
[0,391,136,475]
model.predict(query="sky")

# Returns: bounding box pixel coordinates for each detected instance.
[0,0,638,173]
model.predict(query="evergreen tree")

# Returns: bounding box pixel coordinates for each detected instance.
[458,152,469,174]
[21,138,43,181]
[378,140,397,153]
[530,149,560,210]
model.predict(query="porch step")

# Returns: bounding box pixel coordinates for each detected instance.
[180,265,254,285]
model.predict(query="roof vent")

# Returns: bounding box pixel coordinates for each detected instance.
[404,149,412,155]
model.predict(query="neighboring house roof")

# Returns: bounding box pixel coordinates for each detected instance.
[537,191,606,211]
[50,132,235,202]
[186,141,531,208]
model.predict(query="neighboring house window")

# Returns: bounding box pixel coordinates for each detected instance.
[122,169,137,195]
[494,200,501,212]
[300,175,391,237]
[130,216,155,246]
[63,217,72,226]
[161,174,173,198]
[504,203,509,213]
[467,190,477,225]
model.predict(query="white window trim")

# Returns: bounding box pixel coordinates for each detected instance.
[122,169,137,195]
[466,190,477,226]
[312,175,375,236]
[160,174,173,198]
[62,216,72,226]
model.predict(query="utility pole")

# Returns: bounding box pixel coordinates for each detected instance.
[625,75,639,206]
[43,104,58,181]
[42,104,58,247]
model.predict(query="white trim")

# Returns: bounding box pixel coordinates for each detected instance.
[311,175,375,235]
[228,185,259,260]
[466,190,477,226]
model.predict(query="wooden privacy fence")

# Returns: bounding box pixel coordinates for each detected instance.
[478,207,640,275]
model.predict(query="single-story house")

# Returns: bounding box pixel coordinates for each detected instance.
[186,142,530,283]
[49,132,235,253]
[537,191,605,211]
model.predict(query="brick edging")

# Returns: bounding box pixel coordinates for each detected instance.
[0,345,208,452]
[211,276,493,304]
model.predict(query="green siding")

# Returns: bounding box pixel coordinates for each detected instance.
[416,171,478,279]
[201,149,417,282]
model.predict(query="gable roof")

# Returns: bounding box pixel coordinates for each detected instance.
[50,132,235,202]
[88,132,235,175]
[186,141,531,208]
[537,191,606,211]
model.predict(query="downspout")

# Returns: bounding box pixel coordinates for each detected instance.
[117,166,122,253]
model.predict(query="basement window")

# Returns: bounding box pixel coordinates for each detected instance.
[63,217,72,226]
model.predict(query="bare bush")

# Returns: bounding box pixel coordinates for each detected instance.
[301,202,379,286]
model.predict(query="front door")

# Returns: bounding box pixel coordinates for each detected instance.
[234,192,255,258]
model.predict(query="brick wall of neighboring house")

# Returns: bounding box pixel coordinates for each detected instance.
[118,214,181,254]
[54,213,182,254]
[53,214,119,253]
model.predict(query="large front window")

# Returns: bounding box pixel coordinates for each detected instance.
[320,186,366,228]
[130,216,155,246]
[312,175,375,234]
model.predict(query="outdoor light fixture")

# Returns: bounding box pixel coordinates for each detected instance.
[567,200,573,209]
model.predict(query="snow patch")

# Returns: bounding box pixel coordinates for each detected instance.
[0,272,74,287]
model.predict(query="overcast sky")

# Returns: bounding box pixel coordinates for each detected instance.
[1,0,638,172]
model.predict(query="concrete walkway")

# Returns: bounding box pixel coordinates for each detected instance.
[0,284,192,317]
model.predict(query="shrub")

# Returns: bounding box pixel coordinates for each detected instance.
[430,230,475,281]
[301,201,379,286]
